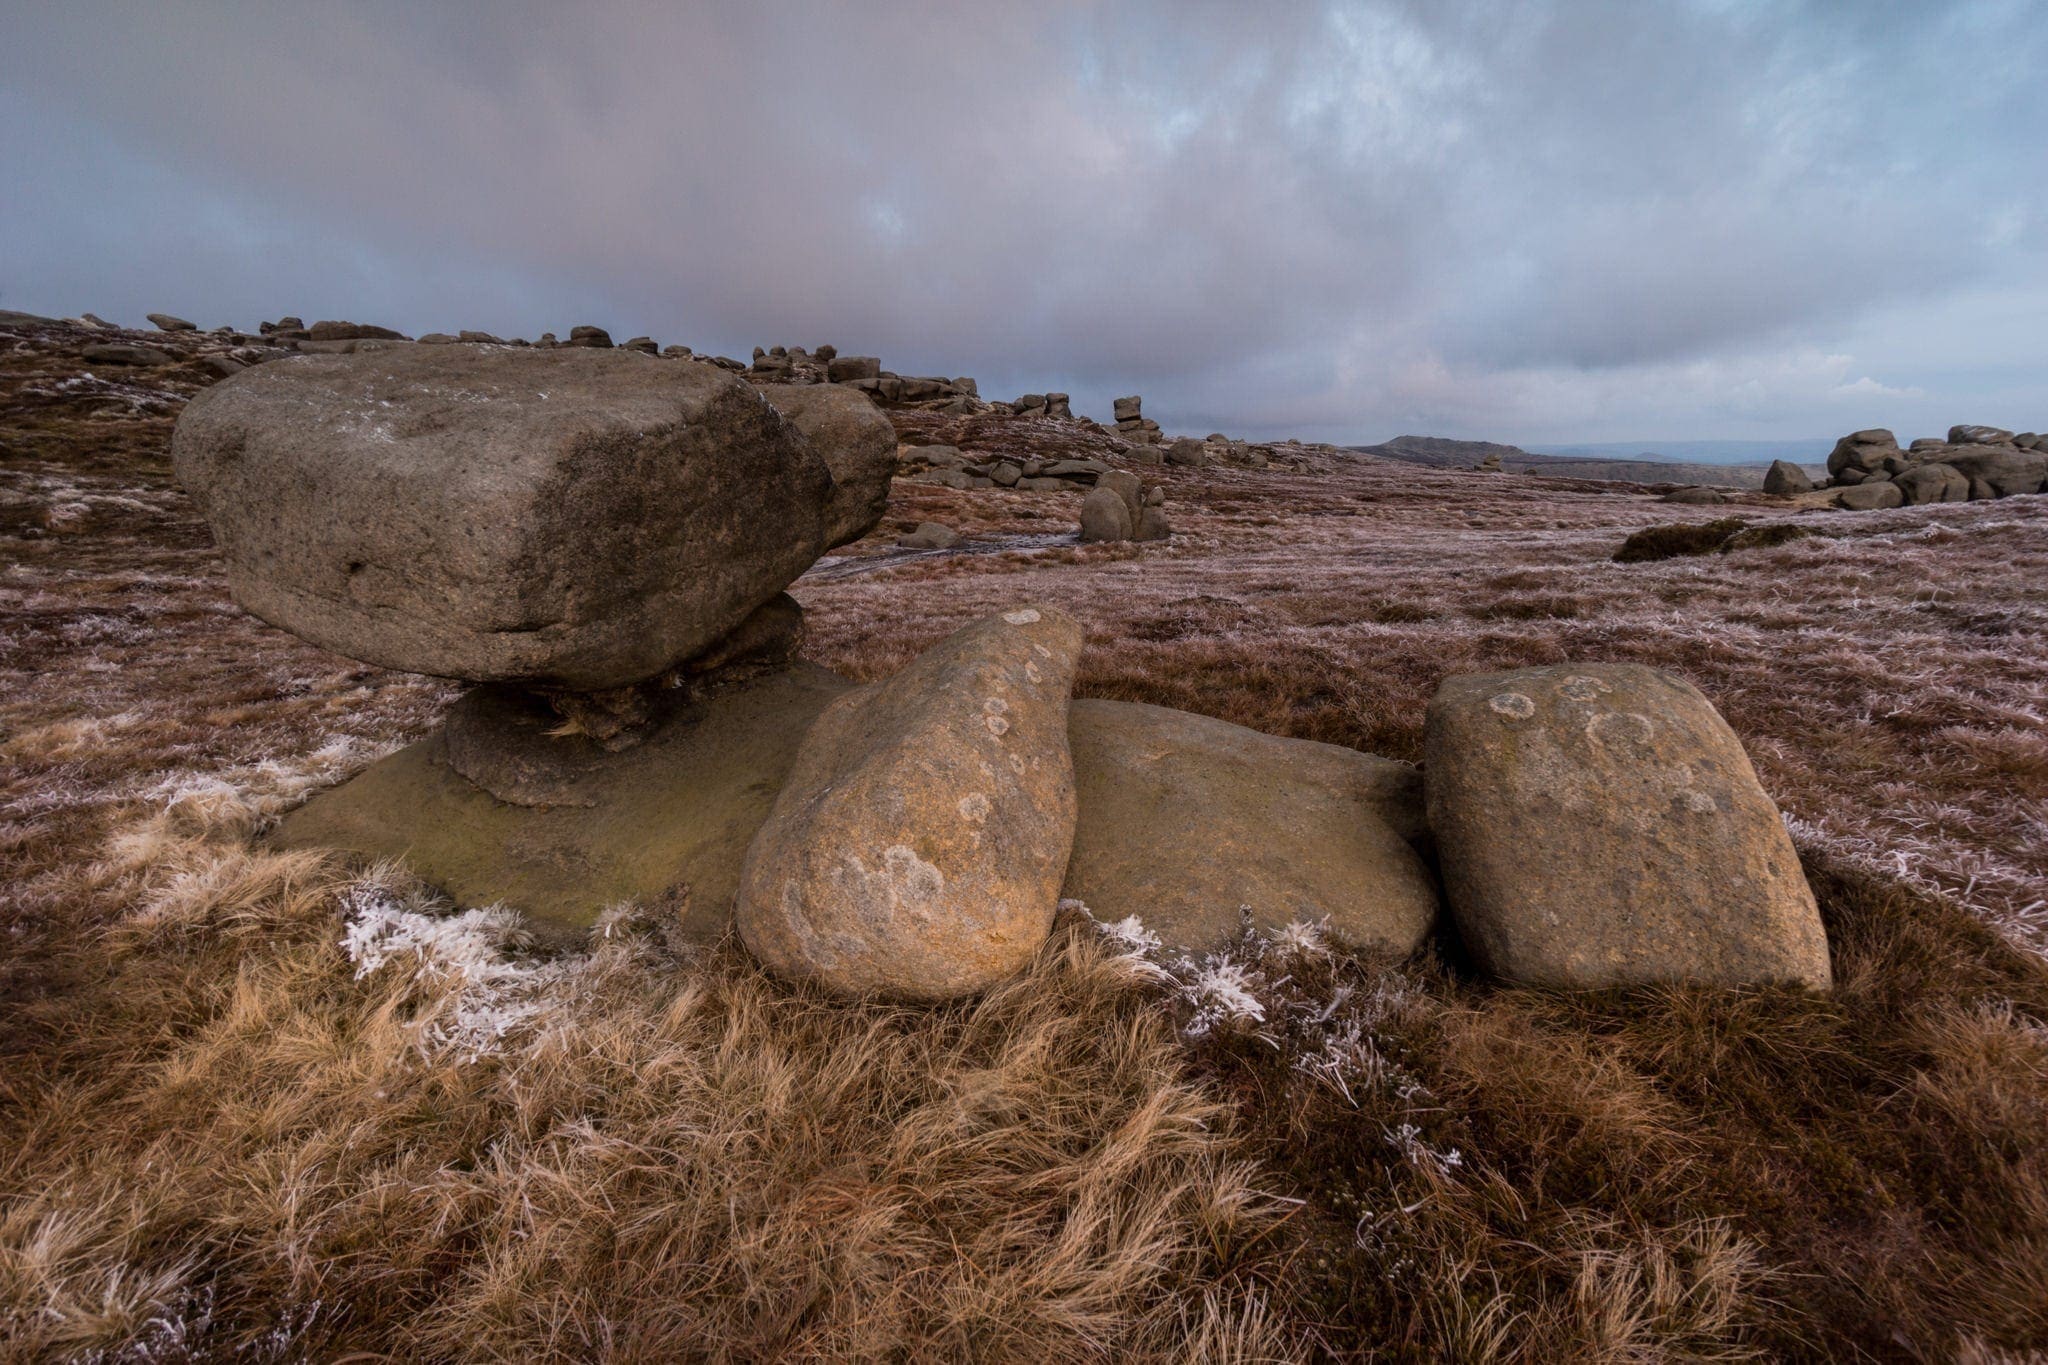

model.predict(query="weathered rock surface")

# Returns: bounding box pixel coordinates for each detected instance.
[1948,424,2015,446]
[1944,445,2048,499]
[1762,460,1815,495]
[1661,486,1727,505]
[755,384,895,547]
[1078,487,1134,542]
[83,343,172,367]
[1063,700,1437,955]
[736,608,1083,1000]
[307,320,406,342]
[147,313,196,332]
[1827,428,1901,482]
[1894,462,1969,505]
[1835,480,1903,511]
[172,345,834,688]
[1425,663,1829,990]
[273,664,853,944]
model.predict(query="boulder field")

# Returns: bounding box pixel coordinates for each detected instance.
[1819,425,2047,509]
[176,348,1833,1001]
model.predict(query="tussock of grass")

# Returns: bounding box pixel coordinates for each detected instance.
[1133,852,2048,1358]
[1613,517,1752,562]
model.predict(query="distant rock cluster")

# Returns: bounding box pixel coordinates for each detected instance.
[1822,425,2047,509]
[896,446,1175,541]
[1079,471,1171,543]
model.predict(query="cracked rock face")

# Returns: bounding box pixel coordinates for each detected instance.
[171,345,833,689]
[1425,662,1831,991]
[736,606,1083,1000]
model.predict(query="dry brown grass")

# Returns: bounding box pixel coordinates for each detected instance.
[0,792,1286,1361]
[6,321,2048,1359]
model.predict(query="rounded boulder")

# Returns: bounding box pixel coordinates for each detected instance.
[736,607,1083,1001]
[1425,663,1830,990]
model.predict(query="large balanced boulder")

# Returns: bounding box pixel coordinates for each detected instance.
[755,384,895,547]
[736,607,1083,1000]
[1062,700,1438,955]
[172,346,835,689]
[1425,663,1830,990]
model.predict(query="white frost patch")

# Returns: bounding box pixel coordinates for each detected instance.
[1268,918,1331,962]
[1183,959,1267,1035]
[1092,911,1162,956]
[1386,1121,1464,1178]
[341,882,574,1061]
[140,735,397,832]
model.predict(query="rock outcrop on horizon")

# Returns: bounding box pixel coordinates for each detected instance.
[1823,425,2046,508]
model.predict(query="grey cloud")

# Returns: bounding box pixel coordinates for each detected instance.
[1,0,2042,444]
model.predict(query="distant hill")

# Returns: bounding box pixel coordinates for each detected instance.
[1524,438,1834,466]
[1350,434,1825,490]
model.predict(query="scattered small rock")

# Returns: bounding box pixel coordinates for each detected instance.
[1613,518,1750,562]
[1660,486,1728,505]
[897,522,960,550]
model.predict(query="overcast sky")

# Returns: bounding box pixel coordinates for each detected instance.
[3,1,2043,446]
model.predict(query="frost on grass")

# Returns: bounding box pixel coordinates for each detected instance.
[142,734,400,833]
[340,874,576,1062]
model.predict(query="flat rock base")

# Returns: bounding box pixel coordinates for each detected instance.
[278,675,1440,957]
[1063,699,1438,955]
[273,663,854,944]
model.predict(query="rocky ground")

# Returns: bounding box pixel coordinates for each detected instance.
[4,316,2048,1360]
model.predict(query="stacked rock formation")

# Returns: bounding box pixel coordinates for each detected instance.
[1113,394,1162,443]
[175,347,1831,1004]
[1011,391,1073,419]
[1822,425,2046,509]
